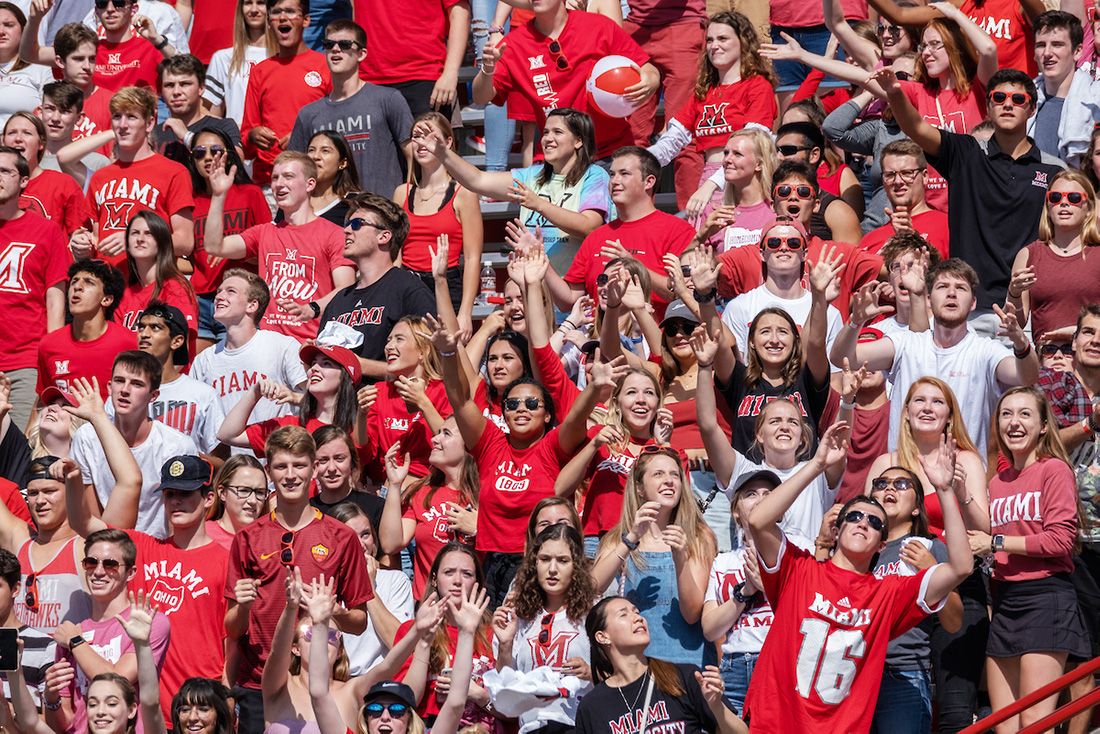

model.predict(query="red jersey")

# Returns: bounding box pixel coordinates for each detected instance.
[36,321,137,397]
[900,79,986,136]
[580,433,641,536]
[241,51,331,185]
[190,185,270,294]
[564,210,694,320]
[126,531,228,723]
[94,35,161,92]
[672,76,777,153]
[86,154,195,269]
[186,0,234,63]
[744,537,938,732]
[0,210,70,371]
[859,210,951,259]
[989,458,1078,582]
[472,424,573,554]
[240,217,352,341]
[115,277,198,335]
[72,87,112,146]
[225,508,374,689]
[355,0,464,83]
[21,171,92,235]
[402,484,475,597]
[961,0,1035,76]
[361,379,451,480]
[490,11,649,159]
[245,415,327,455]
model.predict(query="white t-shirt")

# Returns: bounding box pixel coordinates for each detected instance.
[83,0,189,53]
[886,329,1012,456]
[721,285,843,372]
[343,568,414,675]
[106,374,226,454]
[189,329,307,427]
[204,45,270,124]
[722,451,836,544]
[706,548,775,655]
[72,420,198,538]
[0,61,53,128]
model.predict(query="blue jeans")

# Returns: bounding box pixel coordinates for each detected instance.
[691,470,733,552]
[872,668,932,734]
[470,0,515,171]
[584,534,601,559]
[719,651,757,716]
[771,24,848,91]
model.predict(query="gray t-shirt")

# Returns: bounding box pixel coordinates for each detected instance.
[288,82,413,197]
[1034,96,1065,160]
[873,535,948,671]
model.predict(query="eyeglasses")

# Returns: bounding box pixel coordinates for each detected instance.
[989,91,1031,106]
[365,703,410,719]
[662,320,695,337]
[878,23,903,38]
[191,145,225,160]
[278,531,295,566]
[773,184,813,200]
[547,39,571,71]
[882,168,924,183]
[596,273,610,287]
[842,510,886,533]
[224,484,271,501]
[504,397,543,412]
[322,38,360,51]
[346,217,386,232]
[1047,191,1088,206]
[870,477,916,493]
[894,70,912,81]
[776,144,812,157]
[537,612,553,644]
[1040,343,1074,357]
[23,573,38,613]
[916,39,945,54]
[94,0,131,9]
[269,7,303,18]
[82,556,124,572]
[301,624,342,646]
[763,236,805,251]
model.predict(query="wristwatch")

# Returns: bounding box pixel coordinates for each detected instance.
[69,634,86,650]
[991,534,1005,553]
[620,531,640,551]
[696,287,718,304]
[307,301,321,318]
[732,581,755,604]
[154,34,169,50]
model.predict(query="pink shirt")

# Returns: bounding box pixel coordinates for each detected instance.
[989,458,1078,582]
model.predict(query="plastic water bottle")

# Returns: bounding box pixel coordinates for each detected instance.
[478,264,496,305]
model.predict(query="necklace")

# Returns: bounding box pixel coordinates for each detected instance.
[617,669,649,714]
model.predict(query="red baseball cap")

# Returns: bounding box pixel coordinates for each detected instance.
[299,343,362,383]
[39,386,76,407]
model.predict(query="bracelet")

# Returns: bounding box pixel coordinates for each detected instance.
[154,34,169,50]
[962,493,974,506]
[1013,342,1032,359]
[479,63,495,76]
[697,361,713,369]
[439,349,456,358]
[488,25,505,34]
[562,320,576,331]
[839,400,856,411]
[696,288,718,304]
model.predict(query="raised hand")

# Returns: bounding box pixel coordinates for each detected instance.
[503,218,543,254]
[257,378,293,405]
[116,591,157,645]
[592,424,625,449]
[587,351,628,390]
[394,375,428,408]
[839,357,870,402]
[808,244,846,302]
[850,281,894,326]
[869,66,902,96]
[234,578,260,606]
[63,376,105,421]
[479,37,505,75]
[431,235,451,281]
[304,575,337,626]
[900,539,937,570]
[69,227,96,260]
[384,441,411,488]
[522,245,550,285]
[700,205,736,240]
[599,238,632,263]
[742,543,762,593]
[662,524,688,559]
[653,407,674,446]
[451,584,489,634]
[619,272,648,312]
[663,254,690,298]
[993,302,1027,350]
[415,592,446,639]
[685,181,718,220]
[208,150,236,196]
[688,245,721,294]
[492,601,518,644]
[284,566,304,609]
[886,205,912,233]
[1007,264,1037,299]
[425,312,459,356]
[412,120,449,158]
[813,421,851,469]
[44,658,75,696]
[760,31,805,61]
[897,248,929,296]
[918,433,958,491]
[357,384,378,413]
[688,325,718,367]
[631,501,661,540]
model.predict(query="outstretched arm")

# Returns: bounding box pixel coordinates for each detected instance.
[432,585,490,734]
[262,568,302,702]
[874,67,943,156]
[306,576,346,734]
[118,593,167,734]
[427,314,488,449]
[690,327,739,488]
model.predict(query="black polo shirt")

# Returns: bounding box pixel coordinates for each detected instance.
[928,130,1065,309]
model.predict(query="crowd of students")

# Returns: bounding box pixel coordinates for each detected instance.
[4,0,1100,732]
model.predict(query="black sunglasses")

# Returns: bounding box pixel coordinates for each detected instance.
[1040,343,1074,357]
[322,38,360,51]
[191,145,225,160]
[94,0,131,8]
[504,397,543,412]
[763,236,805,251]
[538,612,553,644]
[365,703,409,718]
[774,184,813,199]
[777,144,812,156]
[82,556,123,572]
[596,273,610,287]
[990,91,1031,106]
[279,531,294,566]
[1047,191,1087,206]
[842,510,885,533]
[870,477,916,493]
[662,320,694,337]
[346,217,386,232]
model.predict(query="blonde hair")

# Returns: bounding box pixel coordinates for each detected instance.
[992,387,1071,465]
[722,128,777,206]
[27,414,87,459]
[230,0,274,76]
[394,316,442,380]
[602,369,664,452]
[896,377,979,474]
[109,86,157,119]
[1037,169,1100,248]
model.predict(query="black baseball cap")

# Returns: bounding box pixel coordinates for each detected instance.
[139,302,190,366]
[158,455,213,492]
[730,469,782,497]
[362,681,416,708]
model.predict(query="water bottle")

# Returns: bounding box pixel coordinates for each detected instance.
[478,264,496,305]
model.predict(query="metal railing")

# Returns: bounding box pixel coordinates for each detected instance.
[959,655,1100,733]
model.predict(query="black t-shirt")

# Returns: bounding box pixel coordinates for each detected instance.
[310,489,385,533]
[319,267,436,365]
[275,200,350,227]
[719,361,830,463]
[575,663,726,734]
[0,425,31,488]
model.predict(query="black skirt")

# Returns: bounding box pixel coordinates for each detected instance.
[987,573,1091,659]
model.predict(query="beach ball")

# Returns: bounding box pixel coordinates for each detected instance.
[586,55,642,118]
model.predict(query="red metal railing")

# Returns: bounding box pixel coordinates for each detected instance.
[959,655,1100,733]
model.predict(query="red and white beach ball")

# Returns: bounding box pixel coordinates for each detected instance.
[586,55,642,119]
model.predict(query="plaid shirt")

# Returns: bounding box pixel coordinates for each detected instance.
[1037,367,1091,428]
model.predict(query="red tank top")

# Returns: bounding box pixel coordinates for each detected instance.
[666,393,734,453]
[401,181,464,271]
[816,161,848,198]
[1024,241,1100,340]
[16,537,91,631]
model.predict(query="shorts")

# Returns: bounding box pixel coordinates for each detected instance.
[405,265,462,313]
[987,573,1091,659]
[197,292,227,342]
[382,79,455,122]
[771,24,850,92]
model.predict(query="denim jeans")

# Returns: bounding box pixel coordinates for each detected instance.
[872,668,932,734]
[584,534,601,559]
[691,470,733,552]
[719,651,757,716]
[470,0,515,171]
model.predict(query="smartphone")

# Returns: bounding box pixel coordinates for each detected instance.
[0,628,18,671]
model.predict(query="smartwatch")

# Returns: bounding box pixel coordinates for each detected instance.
[732,581,755,604]
[620,531,640,551]
[69,634,87,650]
[991,534,1005,553]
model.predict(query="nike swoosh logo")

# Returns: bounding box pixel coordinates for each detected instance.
[259,551,280,560]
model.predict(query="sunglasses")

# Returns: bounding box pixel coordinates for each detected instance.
[547,39,570,71]
[278,531,295,566]
[94,0,131,8]
[364,703,410,719]
[346,217,386,232]
[776,144,812,157]
[321,38,360,51]
[191,145,225,160]
[224,484,270,501]
[24,573,38,613]
[1047,191,1088,206]
[989,91,1031,106]
[763,236,805,251]
[662,320,695,337]
[1040,343,1074,357]
[596,273,610,287]
[640,445,682,461]
[842,510,885,533]
[773,184,813,200]
[878,23,903,37]
[538,612,553,644]
[504,397,543,412]
[870,477,916,493]
[82,556,123,572]
[301,624,342,646]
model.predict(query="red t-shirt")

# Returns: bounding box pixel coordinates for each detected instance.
[900,79,986,136]
[114,278,199,359]
[989,458,1078,582]
[770,0,866,27]
[362,379,452,480]
[491,11,649,159]
[0,210,70,371]
[402,484,475,597]
[961,0,1035,76]
[672,76,777,153]
[72,87,112,147]
[86,154,195,269]
[225,509,374,689]
[355,0,463,83]
[241,51,331,185]
[858,210,951,259]
[125,530,228,723]
[245,415,327,455]
[190,186,270,295]
[564,210,694,320]
[745,538,936,731]
[394,620,495,718]
[579,433,645,536]
[94,35,161,92]
[186,0,235,63]
[21,171,92,236]
[0,478,31,526]
[240,217,352,341]
[472,424,572,554]
[36,321,138,397]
